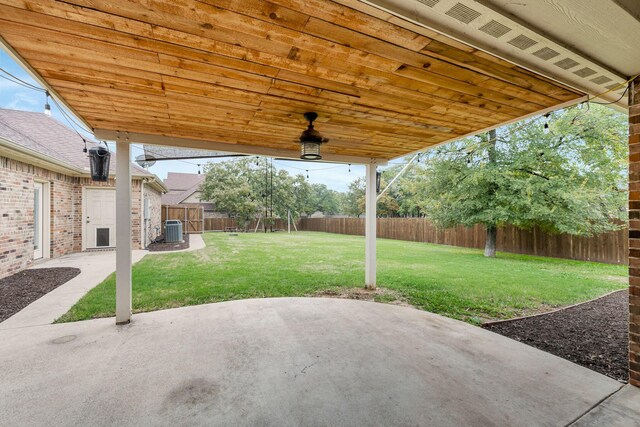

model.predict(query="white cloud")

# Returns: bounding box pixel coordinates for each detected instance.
[2,90,40,111]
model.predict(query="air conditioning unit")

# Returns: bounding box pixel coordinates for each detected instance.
[165,220,183,243]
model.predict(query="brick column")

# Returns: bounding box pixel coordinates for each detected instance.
[630,76,640,387]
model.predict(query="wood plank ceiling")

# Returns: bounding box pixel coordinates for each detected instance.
[0,0,585,161]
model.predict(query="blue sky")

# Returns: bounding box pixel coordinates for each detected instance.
[0,50,400,192]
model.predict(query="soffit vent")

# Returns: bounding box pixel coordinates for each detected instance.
[532,47,560,61]
[573,67,596,78]
[445,3,481,24]
[417,0,440,7]
[507,34,537,50]
[478,20,512,38]
[391,0,627,106]
[554,58,580,70]
[591,76,612,85]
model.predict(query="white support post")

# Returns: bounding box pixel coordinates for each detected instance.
[365,163,377,290]
[115,139,132,324]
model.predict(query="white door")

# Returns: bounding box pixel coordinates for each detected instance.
[86,189,116,248]
[33,182,44,259]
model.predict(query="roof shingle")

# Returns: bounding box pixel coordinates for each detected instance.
[0,108,150,176]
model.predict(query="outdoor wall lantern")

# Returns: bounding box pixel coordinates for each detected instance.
[88,145,111,182]
[300,112,329,160]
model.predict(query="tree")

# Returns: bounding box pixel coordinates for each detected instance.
[307,183,344,215]
[415,104,627,257]
[200,158,316,230]
[200,159,262,230]
[343,175,399,217]
[344,177,365,217]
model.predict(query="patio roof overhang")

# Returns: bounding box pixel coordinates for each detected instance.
[366,0,639,112]
[0,0,586,163]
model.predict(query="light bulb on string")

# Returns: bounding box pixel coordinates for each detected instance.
[197,164,201,174]
[306,170,309,179]
[44,91,51,117]
[255,156,259,166]
[543,113,551,134]
[348,163,351,173]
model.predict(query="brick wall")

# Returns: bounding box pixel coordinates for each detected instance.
[52,177,77,257]
[0,157,35,277]
[629,77,640,387]
[0,155,153,279]
[143,183,162,247]
[132,179,142,249]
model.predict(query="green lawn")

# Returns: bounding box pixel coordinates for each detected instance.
[56,232,627,324]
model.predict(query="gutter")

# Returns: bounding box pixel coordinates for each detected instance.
[143,173,168,194]
[0,135,168,193]
[0,135,84,176]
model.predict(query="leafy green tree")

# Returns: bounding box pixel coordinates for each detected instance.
[344,176,399,217]
[414,104,627,257]
[290,174,313,218]
[379,163,424,217]
[307,183,344,215]
[200,159,262,230]
[344,177,365,217]
[200,158,315,229]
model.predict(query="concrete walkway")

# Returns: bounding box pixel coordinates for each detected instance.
[0,234,207,329]
[572,385,640,426]
[0,250,148,329]
[0,298,630,426]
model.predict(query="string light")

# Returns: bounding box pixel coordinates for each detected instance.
[255,156,259,166]
[543,113,550,134]
[1,65,594,176]
[44,91,51,116]
[197,164,201,174]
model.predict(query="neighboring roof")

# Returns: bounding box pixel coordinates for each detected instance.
[0,108,167,192]
[164,172,205,191]
[0,108,99,171]
[162,172,206,205]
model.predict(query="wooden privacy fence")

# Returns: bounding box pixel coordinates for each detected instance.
[298,217,628,265]
[161,205,204,234]
[204,217,292,232]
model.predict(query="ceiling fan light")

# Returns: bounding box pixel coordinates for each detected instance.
[301,141,322,160]
[299,112,327,161]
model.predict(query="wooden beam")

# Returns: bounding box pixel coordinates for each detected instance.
[0,0,584,160]
[94,128,387,165]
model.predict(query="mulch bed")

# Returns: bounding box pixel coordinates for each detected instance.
[483,289,628,382]
[0,267,80,322]
[147,238,190,252]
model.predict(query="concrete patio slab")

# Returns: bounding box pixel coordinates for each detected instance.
[571,385,640,426]
[0,250,147,330]
[0,298,623,426]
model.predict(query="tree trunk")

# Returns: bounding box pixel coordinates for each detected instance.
[484,225,497,257]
